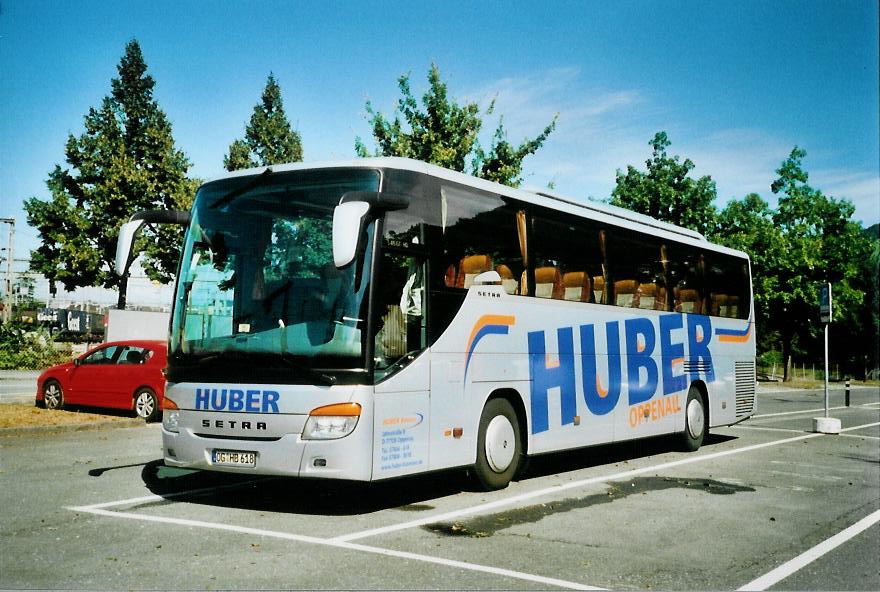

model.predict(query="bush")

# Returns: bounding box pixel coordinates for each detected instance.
[0,323,72,370]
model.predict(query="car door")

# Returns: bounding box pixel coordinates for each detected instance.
[66,345,122,407]
[111,345,151,409]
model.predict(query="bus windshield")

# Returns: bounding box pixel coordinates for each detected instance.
[169,168,380,383]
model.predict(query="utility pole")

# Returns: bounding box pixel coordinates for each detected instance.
[0,218,14,324]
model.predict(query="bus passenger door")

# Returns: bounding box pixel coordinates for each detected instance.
[371,254,431,480]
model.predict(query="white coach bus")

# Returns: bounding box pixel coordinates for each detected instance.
[116,157,756,490]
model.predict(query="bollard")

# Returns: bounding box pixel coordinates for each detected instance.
[845,379,851,407]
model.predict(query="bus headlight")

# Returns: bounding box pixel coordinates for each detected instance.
[302,402,361,440]
[163,396,180,433]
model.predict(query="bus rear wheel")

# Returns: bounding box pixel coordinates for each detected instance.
[473,398,522,491]
[680,386,707,452]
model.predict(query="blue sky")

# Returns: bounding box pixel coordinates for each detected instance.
[1,0,878,303]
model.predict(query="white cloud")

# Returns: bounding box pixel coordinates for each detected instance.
[461,68,654,199]
[813,170,880,225]
[457,68,880,226]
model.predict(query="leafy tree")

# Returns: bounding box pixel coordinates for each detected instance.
[717,147,872,380]
[356,64,557,188]
[24,40,198,308]
[713,193,784,356]
[611,132,718,235]
[224,73,303,171]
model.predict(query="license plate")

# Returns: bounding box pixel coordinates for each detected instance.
[212,449,257,468]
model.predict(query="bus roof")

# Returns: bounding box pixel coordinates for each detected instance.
[203,157,748,260]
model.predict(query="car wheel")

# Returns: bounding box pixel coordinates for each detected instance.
[43,380,64,410]
[680,385,707,452]
[473,398,522,491]
[134,388,160,422]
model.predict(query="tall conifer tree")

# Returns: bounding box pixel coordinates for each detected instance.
[224,74,303,171]
[25,40,198,308]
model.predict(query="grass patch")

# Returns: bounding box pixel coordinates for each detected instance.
[0,404,138,430]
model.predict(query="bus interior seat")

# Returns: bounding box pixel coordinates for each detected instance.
[637,283,658,310]
[592,276,605,304]
[656,286,668,311]
[456,255,493,289]
[614,279,639,307]
[562,271,590,302]
[495,264,519,295]
[444,264,457,288]
[727,295,740,318]
[711,293,727,316]
[675,288,702,314]
[711,293,740,318]
[535,266,563,299]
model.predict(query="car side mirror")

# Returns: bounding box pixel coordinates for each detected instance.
[73,358,81,367]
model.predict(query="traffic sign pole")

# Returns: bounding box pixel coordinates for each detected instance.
[814,282,840,434]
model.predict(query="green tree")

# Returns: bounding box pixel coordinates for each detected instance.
[714,193,785,357]
[24,40,198,308]
[224,73,303,171]
[611,132,718,235]
[355,64,557,188]
[717,147,872,381]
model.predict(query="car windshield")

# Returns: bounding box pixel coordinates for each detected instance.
[169,168,380,381]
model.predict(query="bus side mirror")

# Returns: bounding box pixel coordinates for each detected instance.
[333,191,410,269]
[115,219,146,276]
[332,201,371,269]
[115,210,191,276]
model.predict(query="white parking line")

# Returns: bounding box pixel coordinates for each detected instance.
[332,421,880,543]
[737,509,880,591]
[753,402,880,418]
[67,420,879,590]
[68,506,603,590]
[759,386,879,394]
[736,425,880,440]
[76,477,273,511]
[332,430,819,542]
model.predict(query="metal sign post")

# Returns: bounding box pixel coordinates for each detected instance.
[814,283,840,434]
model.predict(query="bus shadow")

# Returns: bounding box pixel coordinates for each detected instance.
[137,434,738,515]
[518,433,738,481]
[139,459,470,515]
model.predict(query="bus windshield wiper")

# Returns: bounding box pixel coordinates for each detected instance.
[277,352,336,386]
[187,350,335,386]
[210,167,274,210]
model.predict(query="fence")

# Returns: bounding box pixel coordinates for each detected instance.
[757,361,875,382]
[0,333,94,372]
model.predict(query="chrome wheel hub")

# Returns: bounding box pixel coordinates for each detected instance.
[686,397,705,440]
[136,393,154,418]
[485,415,516,473]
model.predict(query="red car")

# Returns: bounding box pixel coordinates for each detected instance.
[36,340,167,422]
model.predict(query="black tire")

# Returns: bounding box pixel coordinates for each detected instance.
[473,398,522,491]
[43,380,64,410]
[680,385,707,452]
[134,388,160,422]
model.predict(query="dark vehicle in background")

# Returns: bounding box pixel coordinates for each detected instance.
[36,340,167,422]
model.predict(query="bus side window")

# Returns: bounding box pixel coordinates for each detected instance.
[531,213,604,302]
[607,229,664,310]
[437,185,524,294]
[705,253,750,319]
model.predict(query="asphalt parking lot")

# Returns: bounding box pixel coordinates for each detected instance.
[1,385,878,590]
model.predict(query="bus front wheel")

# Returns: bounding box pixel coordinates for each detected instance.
[680,386,707,452]
[473,398,522,491]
